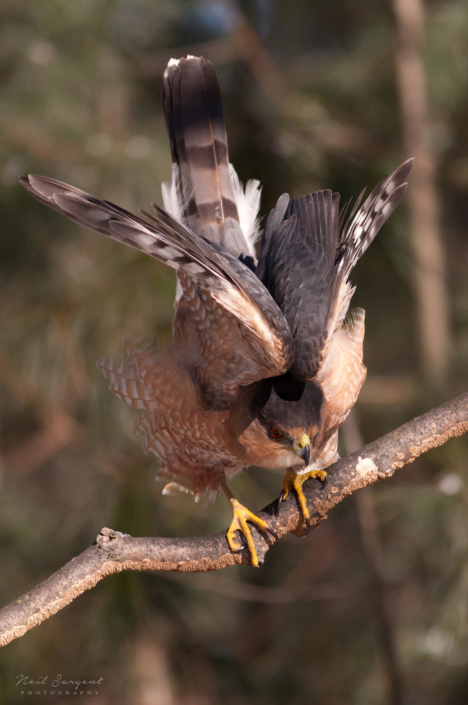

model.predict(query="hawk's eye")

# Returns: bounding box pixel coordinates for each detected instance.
[269,427,284,440]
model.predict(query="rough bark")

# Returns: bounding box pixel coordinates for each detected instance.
[1,393,467,648]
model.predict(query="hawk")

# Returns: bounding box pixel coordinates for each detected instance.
[20,56,412,566]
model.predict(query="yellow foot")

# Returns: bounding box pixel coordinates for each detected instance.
[277,468,327,525]
[226,499,278,568]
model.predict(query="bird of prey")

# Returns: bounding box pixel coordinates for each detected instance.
[21,56,412,566]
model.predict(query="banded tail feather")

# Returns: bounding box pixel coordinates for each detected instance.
[162,56,261,259]
[163,56,238,229]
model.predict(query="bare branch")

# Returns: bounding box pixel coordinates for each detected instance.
[1,393,467,648]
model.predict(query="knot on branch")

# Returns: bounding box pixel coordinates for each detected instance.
[95,527,132,559]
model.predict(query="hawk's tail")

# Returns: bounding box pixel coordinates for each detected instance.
[162,56,261,259]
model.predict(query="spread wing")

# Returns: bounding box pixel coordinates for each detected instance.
[20,174,295,399]
[257,159,413,382]
[314,162,414,439]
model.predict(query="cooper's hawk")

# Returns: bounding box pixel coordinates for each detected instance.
[20,56,412,566]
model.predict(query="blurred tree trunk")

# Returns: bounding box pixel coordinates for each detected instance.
[342,412,404,705]
[393,0,450,388]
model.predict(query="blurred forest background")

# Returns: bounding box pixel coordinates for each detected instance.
[1,0,468,703]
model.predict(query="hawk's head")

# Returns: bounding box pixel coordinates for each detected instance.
[230,374,326,470]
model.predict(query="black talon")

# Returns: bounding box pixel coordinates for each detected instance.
[232,544,246,553]
[305,517,311,528]
[267,525,279,540]
[231,531,247,552]
[276,490,286,516]
[248,520,278,541]
[320,476,327,490]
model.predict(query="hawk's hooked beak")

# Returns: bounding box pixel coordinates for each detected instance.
[296,433,311,466]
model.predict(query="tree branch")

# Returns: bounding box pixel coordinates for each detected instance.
[1,393,467,648]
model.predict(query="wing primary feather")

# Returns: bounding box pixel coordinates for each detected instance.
[20,172,295,376]
[338,158,413,275]
[254,158,412,382]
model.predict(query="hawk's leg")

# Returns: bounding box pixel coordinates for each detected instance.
[277,468,327,526]
[221,482,277,568]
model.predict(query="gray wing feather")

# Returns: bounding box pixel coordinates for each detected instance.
[20,174,295,375]
[255,193,289,283]
[256,159,413,382]
[257,190,340,380]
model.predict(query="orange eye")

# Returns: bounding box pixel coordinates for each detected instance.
[269,427,284,440]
